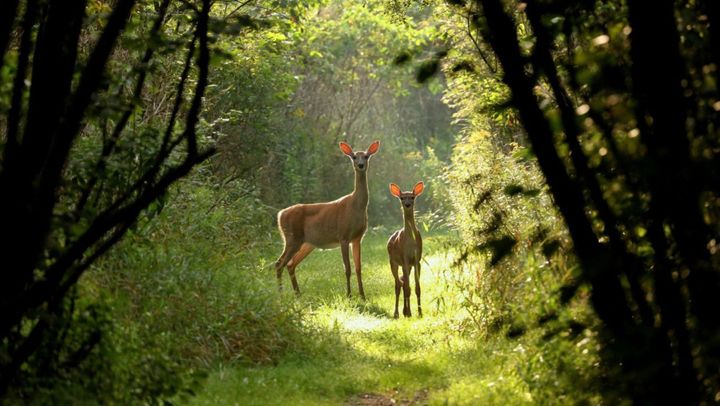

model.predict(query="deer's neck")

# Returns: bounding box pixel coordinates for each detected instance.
[351,170,369,208]
[403,209,418,235]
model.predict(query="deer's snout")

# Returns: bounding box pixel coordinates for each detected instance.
[358,163,365,169]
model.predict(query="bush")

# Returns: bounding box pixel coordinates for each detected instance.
[439,55,604,404]
[8,171,309,403]
[445,129,572,333]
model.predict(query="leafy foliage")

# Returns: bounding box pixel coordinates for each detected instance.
[206,0,455,224]
[10,0,713,403]
[1,0,457,401]
[430,0,720,402]
[0,0,217,396]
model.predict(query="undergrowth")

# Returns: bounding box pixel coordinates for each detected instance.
[17,169,603,405]
[16,174,308,404]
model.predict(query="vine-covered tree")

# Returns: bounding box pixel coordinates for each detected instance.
[444,0,720,402]
[0,0,215,394]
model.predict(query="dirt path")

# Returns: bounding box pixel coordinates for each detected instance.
[347,389,429,405]
[187,233,537,405]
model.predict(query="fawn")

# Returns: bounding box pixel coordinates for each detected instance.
[275,141,380,299]
[387,181,424,318]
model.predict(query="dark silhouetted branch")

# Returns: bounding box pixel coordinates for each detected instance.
[4,0,38,161]
[627,0,720,371]
[475,0,637,371]
[524,0,654,328]
[74,0,171,218]
[0,0,19,71]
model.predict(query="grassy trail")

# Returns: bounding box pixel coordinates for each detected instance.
[187,231,533,405]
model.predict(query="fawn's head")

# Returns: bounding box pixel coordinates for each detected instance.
[339,141,380,172]
[389,181,424,211]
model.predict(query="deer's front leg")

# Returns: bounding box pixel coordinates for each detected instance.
[391,261,400,318]
[402,264,412,317]
[341,242,352,297]
[351,238,365,300]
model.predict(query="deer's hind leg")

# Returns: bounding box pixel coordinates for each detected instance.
[275,238,302,293]
[287,243,314,294]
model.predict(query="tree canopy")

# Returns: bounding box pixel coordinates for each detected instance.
[2,0,720,403]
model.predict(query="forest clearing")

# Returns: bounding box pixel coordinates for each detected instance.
[2,0,720,404]
[188,233,566,405]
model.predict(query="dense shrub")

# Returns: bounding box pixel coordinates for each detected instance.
[443,118,571,333]
[7,172,308,403]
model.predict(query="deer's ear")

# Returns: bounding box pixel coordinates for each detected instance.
[339,142,354,156]
[389,183,402,197]
[366,140,380,155]
[412,181,425,196]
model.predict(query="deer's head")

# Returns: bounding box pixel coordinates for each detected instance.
[389,181,424,211]
[339,141,380,172]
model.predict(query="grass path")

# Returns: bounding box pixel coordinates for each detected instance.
[187,231,535,405]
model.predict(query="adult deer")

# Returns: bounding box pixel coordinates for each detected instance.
[275,141,380,299]
[387,181,425,318]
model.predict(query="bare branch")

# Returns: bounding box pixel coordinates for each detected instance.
[466,11,496,74]
[183,0,212,158]
[52,149,215,305]
[0,0,19,71]
[225,0,255,18]
[94,31,198,219]
[74,0,172,218]
[4,0,38,160]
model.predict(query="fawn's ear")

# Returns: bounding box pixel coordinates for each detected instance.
[339,142,354,156]
[412,181,425,196]
[366,140,380,156]
[389,183,402,197]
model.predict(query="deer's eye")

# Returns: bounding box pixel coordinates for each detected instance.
[352,156,357,160]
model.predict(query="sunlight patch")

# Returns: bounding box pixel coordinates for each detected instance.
[336,314,387,332]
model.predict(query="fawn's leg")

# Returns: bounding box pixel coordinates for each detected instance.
[402,264,412,317]
[414,261,422,317]
[351,238,365,300]
[341,242,352,297]
[391,261,400,318]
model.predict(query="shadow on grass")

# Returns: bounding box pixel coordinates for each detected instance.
[355,301,393,318]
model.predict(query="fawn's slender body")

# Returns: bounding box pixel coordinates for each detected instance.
[387,182,424,318]
[275,141,380,299]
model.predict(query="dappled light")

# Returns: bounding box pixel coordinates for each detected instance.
[2,0,720,404]
[333,313,388,333]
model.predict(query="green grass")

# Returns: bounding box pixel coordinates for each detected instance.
[186,230,542,405]
[81,179,599,405]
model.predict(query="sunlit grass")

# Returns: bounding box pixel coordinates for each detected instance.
[184,229,562,405]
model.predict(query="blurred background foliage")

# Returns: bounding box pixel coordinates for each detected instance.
[6,0,718,403]
[205,0,456,226]
[433,0,720,403]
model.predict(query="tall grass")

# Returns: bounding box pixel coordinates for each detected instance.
[28,167,603,405]
[186,228,602,405]
[63,173,309,403]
